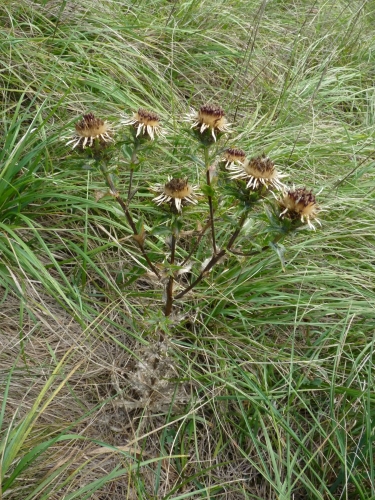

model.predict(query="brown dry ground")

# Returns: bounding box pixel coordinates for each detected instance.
[1,287,269,499]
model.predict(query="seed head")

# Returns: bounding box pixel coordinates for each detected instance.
[221,148,246,167]
[66,112,114,149]
[152,177,199,213]
[185,104,232,142]
[279,187,321,229]
[227,154,286,191]
[121,108,165,140]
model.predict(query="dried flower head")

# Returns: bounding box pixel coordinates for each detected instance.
[221,148,246,167]
[185,104,232,141]
[121,108,164,140]
[279,187,321,229]
[67,112,114,149]
[227,154,286,191]
[152,177,199,212]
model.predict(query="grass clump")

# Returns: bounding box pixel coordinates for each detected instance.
[1,0,375,499]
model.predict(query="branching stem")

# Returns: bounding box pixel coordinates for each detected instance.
[181,220,211,267]
[175,214,247,300]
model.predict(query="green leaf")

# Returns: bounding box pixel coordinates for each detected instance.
[201,184,215,197]
[269,242,286,271]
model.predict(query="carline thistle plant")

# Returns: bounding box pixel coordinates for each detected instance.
[278,186,321,230]
[227,154,287,191]
[67,105,322,319]
[66,112,114,150]
[185,104,232,142]
[152,177,200,213]
[121,108,165,141]
[221,147,246,168]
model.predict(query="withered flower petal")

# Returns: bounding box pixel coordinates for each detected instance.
[121,108,165,140]
[227,154,286,191]
[152,177,199,213]
[279,187,321,229]
[66,112,114,149]
[221,148,246,168]
[185,104,232,142]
